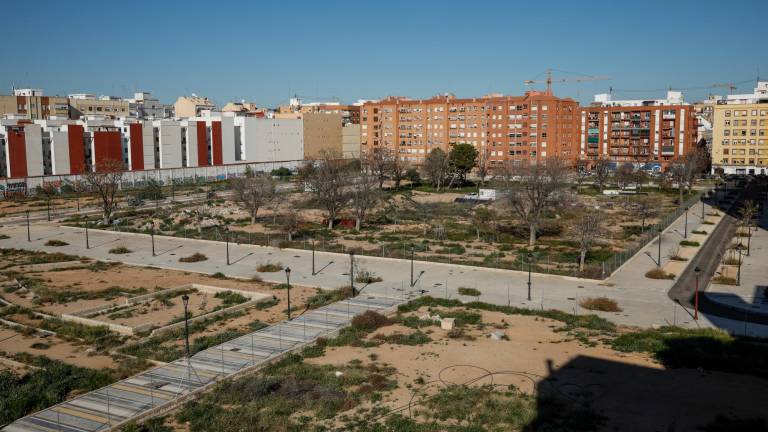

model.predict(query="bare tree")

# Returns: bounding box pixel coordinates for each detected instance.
[349,171,380,230]
[299,150,350,230]
[475,146,492,187]
[193,204,210,234]
[422,148,451,192]
[471,206,496,241]
[593,157,612,193]
[504,157,570,246]
[615,162,635,189]
[388,152,408,190]
[574,159,590,193]
[280,209,300,241]
[669,149,707,204]
[82,159,124,225]
[575,210,602,271]
[627,195,657,233]
[231,173,276,224]
[364,149,389,190]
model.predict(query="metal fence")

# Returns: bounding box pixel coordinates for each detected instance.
[599,192,705,277]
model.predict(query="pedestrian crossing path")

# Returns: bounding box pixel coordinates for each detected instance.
[3,293,409,432]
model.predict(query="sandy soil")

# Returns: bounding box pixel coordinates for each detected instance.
[306,308,768,431]
[90,291,226,327]
[0,328,115,369]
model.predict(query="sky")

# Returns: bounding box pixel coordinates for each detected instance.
[2,0,767,107]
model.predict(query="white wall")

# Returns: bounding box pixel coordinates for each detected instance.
[237,117,303,163]
[158,121,182,168]
[220,116,236,164]
[24,125,44,177]
[49,130,70,175]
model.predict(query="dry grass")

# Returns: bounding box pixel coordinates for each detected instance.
[645,268,675,280]
[712,276,737,285]
[179,252,208,263]
[108,246,132,254]
[580,297,623,312]
[257,262,284,272]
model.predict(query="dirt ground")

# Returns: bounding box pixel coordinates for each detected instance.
[306,308,768,431]
[0,328,115,369]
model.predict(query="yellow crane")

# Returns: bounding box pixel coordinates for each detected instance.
[524,69,610,95]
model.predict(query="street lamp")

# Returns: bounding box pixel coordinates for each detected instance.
[694,266,701,320]
[85,216,90,249]
[150,222,155,257]
[285,267,292,320]
[736,246,743,286]
[700,196,704,219]
[349,252,356,296]
[410,244,415,287]
[47,199,51,222]
[26,210,31,242]
[657,227,662,268]
[526,252,533,301]
[181,294,191,359]
[225,226,230,265]
[684,206,688,238]
[311,238,316,275]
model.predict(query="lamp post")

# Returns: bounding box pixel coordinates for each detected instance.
[684,206,688,238]
[225,226,230,265]
[410,244,415,287]
[26,210,31,242]
[657,227,662,267]
[746,223,752,256]
[150,223,155,257]
[736,247,743,286]
[47,199,51,222]
[311,238,316,275]
[85,216,90,250]
[285,267,292,320]
[694,266,701,320]
[182,294,191,359]
[526,252,533,301]
[349,252,356,296]
[700,196,704,219]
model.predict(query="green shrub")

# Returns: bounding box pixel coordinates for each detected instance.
[109,246,132,254]
[691,230,707,235]
[458,287,481,297]
[679,240,700,247]
[213,290,248,306]
[45,239,69,247]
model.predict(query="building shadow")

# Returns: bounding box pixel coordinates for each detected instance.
[524,337,768,431]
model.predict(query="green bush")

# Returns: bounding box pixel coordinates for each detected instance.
[213,290,248,307]
[457,287,481,297]
[44,239,69,247]
[645,268,675,280]
[680,240,700,247]
[109,246,132,254]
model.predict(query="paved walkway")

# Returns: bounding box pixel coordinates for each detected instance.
[3,293,406,432]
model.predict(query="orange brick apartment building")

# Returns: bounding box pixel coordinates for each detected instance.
[578,92,698,169]
[360,91,580,166]
[360,90,697,169]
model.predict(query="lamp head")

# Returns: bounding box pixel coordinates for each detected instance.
[694,266,700,274]
[182,294,189,307]
[285,267,291,276]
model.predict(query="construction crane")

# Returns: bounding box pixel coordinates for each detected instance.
[524,69,610,95]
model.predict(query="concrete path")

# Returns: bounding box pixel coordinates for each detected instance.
[2,293,406,432]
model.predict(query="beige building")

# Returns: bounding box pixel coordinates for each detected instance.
[302,112,343,158]
[0,89,69,119]
[68,94,129,119]
[174,95,216,118]
[711,82,768,175]
[342,124,361,158]
[221,101,265,117]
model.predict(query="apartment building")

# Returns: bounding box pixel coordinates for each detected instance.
[69,94,130,119]
[578,91,698,170]
[0,89,69,120]
[360,91,579,165]
[711,82,768,174]
[174,95,216,118]
[222,101,265,117]
[342,124,361,159]
[128,92,173,119]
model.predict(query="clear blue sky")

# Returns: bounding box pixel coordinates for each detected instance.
[2,0,767,107]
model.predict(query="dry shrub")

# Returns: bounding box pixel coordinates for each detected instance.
[579,297,622,312]
[45,240,69,247]
[351,310,392,332]
[179,252,207,263]
[645,268,675,280]
[257,262,284,272]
